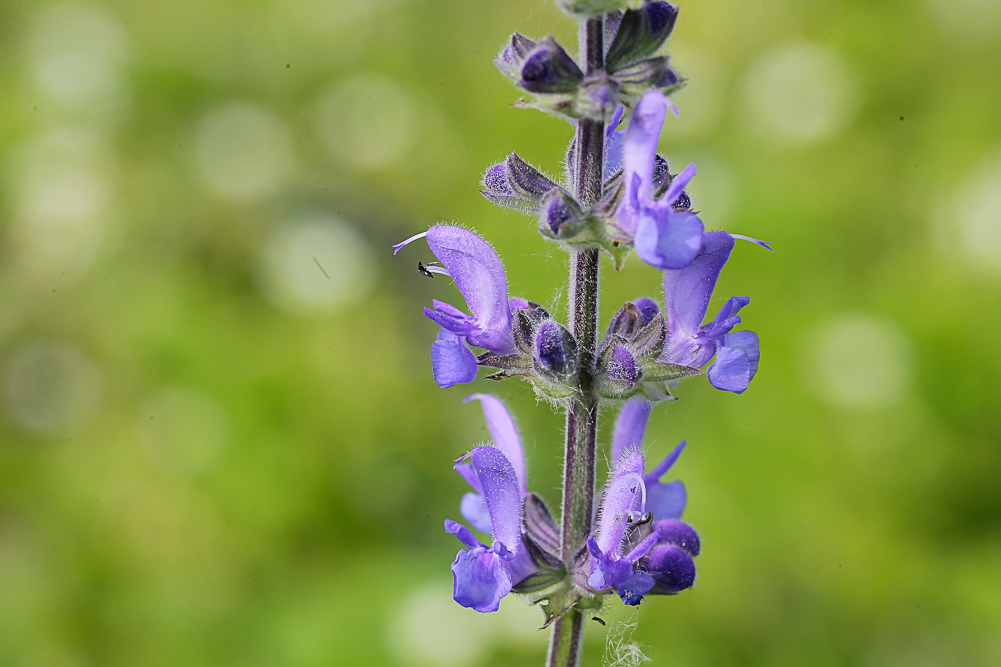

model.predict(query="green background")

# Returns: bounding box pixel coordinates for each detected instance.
[1,0,999,665]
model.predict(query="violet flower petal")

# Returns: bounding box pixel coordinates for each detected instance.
[604,105,627,180]
[654,519,700,556]
[460,492,492,534]
[595,449,646,556]
[646,480,686,520]
[454,462,483,495]
[634,209,705,270]
[451,547,512,613]
[621,91,668,234]
[445,518,485,550]
[707,330,760,394]
[618,571,655,606]
[430,330,478,389]
[424,305,477,337]
[426,226,515,354]
[611,399,653,464]
[645,544,696,594]
[470,446,522,554]
[465,394,527,494]
[659,162,697,208]
[660,231,735,365]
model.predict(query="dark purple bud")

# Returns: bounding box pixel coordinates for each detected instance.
[494,33,537,80]
[522,492,561,563]
[534,320,577,377]
[608,344,638,384]
[606,302,645,339]
[642,544,696,594]
[654,519,700,556]
[606,2,679,73]
[538,188,585,240]
[518,37,584,94]
[512,303,550,353]
[654,66,682,91]
[597,343,641,398]
[606,299,661,341]
[481,153,560,214]
[633,297,660,325]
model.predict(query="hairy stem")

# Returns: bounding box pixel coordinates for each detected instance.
[549,14,605,667]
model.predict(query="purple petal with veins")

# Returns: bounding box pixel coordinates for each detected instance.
[470,446,522,554]
[464,394,526,493]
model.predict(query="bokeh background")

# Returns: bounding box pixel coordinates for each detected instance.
[1,0,1000,665]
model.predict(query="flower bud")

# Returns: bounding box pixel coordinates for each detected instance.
[606,298,660,339]
[538,188,586,240]
[534,320,577,378]
[481,153,559,214]
[597,342,641,398]
[494,33,537,80]
[612,56,683,100]
[606,2,679,73]
[496,34,584,94]
[512,302,551,354]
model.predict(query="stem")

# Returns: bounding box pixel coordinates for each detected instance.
[549,15,605,667]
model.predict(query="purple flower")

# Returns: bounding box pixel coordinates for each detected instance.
[446,445,536,613]
[584,402,699,605]
[659,231,763,393]
[608,90,704,270]
[454,394,527,533]
[394,225,520,388]
[587,450,664,604]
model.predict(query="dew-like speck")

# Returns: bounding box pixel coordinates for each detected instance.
[260,214,376,316]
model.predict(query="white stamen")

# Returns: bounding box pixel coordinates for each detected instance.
[624,472,647,519]
[392,230,428,255]
[425,265,451,277]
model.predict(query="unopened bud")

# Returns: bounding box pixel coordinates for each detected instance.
[538,188,586,240]
[534,320,577,378]
[481,153,559,214]
[597,342,641,398]
[606,2,679,73]
[497,34,584,94]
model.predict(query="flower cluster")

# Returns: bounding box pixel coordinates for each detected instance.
[394,217,763,396]
[445,394,699,619]
[391,0,769,653]
[495,2,684,122]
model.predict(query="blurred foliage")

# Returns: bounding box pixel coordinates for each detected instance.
[0,0,1000,666]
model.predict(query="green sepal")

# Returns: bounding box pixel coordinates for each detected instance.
[641,360,703,382]
[606,2,679,72]
[558,0,646,18]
